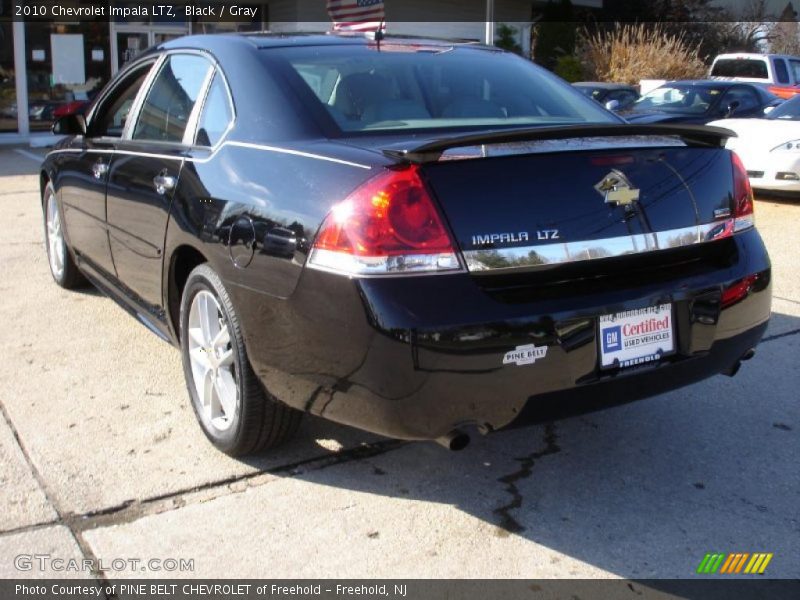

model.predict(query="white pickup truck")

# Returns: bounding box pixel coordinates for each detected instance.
[710,53,800,98]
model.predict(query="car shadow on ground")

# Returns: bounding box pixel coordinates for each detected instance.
[236,311,799,579]
[755,192,800,205]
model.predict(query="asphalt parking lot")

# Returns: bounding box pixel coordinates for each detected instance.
[0,147,797,580]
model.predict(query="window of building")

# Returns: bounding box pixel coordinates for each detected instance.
[0,20,15,133]
[24,21,111,132]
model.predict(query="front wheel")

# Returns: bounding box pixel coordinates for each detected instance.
[43,182,85,289]
[179,263,301,456]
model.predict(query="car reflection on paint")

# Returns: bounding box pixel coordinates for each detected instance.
[261,226,297,259]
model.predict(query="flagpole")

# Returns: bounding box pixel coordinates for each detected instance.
[485,0,495,45]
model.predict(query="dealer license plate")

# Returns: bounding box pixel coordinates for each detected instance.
[598,304,675,369]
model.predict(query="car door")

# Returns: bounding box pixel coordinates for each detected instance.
[105,53,214,314]
[57,59,157,279]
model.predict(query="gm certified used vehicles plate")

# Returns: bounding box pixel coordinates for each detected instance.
[41,33,772,455]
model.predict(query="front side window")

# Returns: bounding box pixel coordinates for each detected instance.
[631,85,724,115]
[195,71,233,147]
[720,87,760,112]
[273,45,616,133]
[90,62,154,138]
[133,54,212,142]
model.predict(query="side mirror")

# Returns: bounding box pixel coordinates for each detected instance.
[605,99,621,111]
[724,100,741,117]
[52,114,86,136]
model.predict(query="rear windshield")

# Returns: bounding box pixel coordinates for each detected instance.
[271,44,617,133]
[711,58,769,79]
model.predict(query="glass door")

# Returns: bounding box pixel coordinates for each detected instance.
[115,31,150,71]
[0,21,17,133]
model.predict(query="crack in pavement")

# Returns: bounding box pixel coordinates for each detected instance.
[493,423,560,535]
[0,190,38,196]
[1,437,408,540]
[0,400,109,583]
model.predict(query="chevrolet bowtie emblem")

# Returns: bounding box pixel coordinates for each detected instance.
[595,169,640,206]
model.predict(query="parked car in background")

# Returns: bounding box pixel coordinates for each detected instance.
[53,100,90,120]
[41,34,771,456]
[572,82,640,111]
[622,81,780,125]
[710,52,800,99]
[709,94,800,194]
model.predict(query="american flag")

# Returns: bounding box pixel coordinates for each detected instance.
[326,0,386,32]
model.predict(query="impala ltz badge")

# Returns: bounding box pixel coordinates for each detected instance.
[595,169,640,206]
[503,343,548,366]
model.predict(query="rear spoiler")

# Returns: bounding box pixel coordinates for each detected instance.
[382,123,736,163]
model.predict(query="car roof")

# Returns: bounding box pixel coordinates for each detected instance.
[573,82,636,90]
[159,31,496,52]
[665,80,750,88]
[714,53,799,60]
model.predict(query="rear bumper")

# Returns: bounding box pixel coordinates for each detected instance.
[234,229,772,441]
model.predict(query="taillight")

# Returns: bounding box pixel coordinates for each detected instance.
[731,151,755,232]
[767,85,800,99]
[309,165,462,276]
[721,274,759,309]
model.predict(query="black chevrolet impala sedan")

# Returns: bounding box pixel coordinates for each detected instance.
[41,33,772,456]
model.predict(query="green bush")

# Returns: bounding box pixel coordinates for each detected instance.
[554,55,584,82]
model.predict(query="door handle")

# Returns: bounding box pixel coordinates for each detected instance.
[153,172,177,195]
[91,160,108,180]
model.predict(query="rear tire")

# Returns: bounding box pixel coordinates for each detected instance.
[43,182,86,289]
[179,263,301,456]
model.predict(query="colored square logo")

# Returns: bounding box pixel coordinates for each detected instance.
[603,326,622,353]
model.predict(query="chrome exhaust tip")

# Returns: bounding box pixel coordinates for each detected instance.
[435,429,470,451]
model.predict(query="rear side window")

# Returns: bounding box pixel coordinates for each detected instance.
[720,87,760,112]
[774,59,790,84]
[274,45,616,133]
[790,60,800,83]
[196,72,234,147]
[133,55,212,142]
[711,58,769,79]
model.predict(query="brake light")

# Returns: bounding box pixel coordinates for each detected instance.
[309,165,462,275]
[731,151,755,232]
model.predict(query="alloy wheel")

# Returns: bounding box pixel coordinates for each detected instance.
[187,290,237,431]
[45,191,65,280]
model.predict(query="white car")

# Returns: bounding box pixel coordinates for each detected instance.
[709,95,800,194]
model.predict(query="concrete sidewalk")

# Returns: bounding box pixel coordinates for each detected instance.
[0,148,797,580]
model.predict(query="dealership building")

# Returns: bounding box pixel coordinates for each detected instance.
[0,0,601,144]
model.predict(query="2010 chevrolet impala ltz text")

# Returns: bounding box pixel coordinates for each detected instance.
[40,33,771,456]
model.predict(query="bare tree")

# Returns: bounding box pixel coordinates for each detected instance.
[768,2,800,55]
